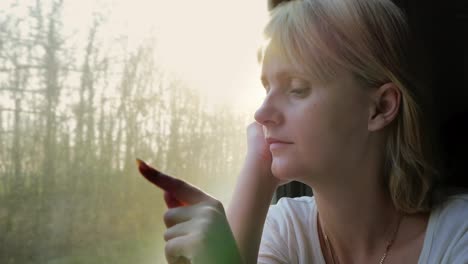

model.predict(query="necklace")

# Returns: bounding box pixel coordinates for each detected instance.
[318,214,403,264]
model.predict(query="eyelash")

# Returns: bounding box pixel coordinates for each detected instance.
[263,86,309,96]
[290,88,308,96]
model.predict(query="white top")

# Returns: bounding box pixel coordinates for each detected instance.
[258,192,468,264]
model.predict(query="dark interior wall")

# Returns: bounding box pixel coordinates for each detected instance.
[401,0,468,188]
[400,0,467,121]
[276,0,468,200]
[388,0,468,189]
[438,3,468,188]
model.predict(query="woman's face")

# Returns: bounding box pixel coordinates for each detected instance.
[255,47,373,184]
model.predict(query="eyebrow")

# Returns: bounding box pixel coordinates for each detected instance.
[260,71,307,87]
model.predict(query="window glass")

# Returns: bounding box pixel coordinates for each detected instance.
[0,1,267,262]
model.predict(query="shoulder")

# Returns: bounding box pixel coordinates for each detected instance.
[260,196,319,263]
[264,196,316,240]
[419,190,468,263]
[431,189,468,228]
[266,196,316,225]
[272,196,316,211]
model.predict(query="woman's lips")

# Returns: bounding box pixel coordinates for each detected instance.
[266,137,293,151]
[266,137,293,144]
[269,142,292,151]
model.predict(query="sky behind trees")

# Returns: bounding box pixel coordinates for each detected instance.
[0,0,268,262]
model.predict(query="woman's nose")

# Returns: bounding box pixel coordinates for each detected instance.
[254,95,282,126]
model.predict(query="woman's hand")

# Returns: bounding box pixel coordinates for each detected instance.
[245,122,291,187]
[163,197,242,264]
[136,160,243,264]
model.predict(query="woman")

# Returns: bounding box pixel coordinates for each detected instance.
[146,0,468,263]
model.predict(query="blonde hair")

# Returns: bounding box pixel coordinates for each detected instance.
[260,0,441,213]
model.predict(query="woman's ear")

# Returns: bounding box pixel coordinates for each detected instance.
[368,82,401,132]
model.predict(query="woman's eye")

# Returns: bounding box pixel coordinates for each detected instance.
[290,88,308,96]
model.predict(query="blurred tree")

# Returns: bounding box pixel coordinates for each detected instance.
[0,0,250,263]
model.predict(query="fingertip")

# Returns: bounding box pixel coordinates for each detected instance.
[136,158,143,166]
[135,161,203,205]
[136,158,149,169]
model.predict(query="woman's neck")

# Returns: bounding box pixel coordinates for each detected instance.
[313,183,402,263]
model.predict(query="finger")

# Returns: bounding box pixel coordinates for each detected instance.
[163,205,198,228]
[165,235,198,263]
[136,159,210,205]
[163,220,192,242]
[136,158,176,191]
[171,257,190,264]
[164,191,185,208]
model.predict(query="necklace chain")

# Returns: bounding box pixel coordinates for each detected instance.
[319,214,403,264]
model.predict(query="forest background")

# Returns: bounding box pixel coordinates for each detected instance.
[0,0,267,263]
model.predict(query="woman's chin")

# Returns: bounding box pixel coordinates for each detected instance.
[271,159,297,181]
[271,158,313,183]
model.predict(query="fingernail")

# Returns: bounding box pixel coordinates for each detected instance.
[135,158,177,192]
